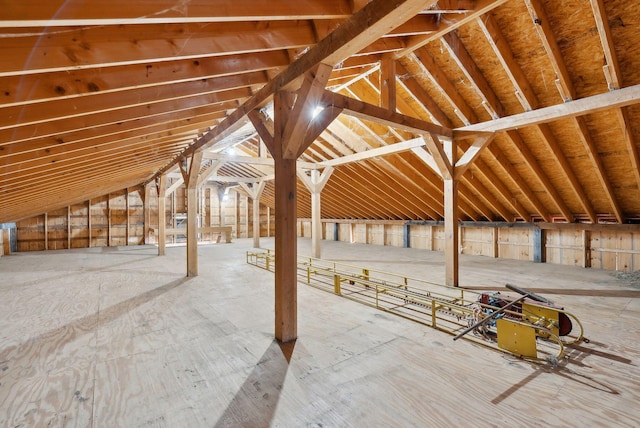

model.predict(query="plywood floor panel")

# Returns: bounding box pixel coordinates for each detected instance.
[1,239,639,427]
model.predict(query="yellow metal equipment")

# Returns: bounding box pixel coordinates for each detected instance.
[246,250,584,363]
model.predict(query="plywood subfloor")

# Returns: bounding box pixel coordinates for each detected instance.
[1,239,639,427]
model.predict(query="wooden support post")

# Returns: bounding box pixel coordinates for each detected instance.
[67,206,71,249]
[158,175,167,256]
[239,181,266,248]
[428,225,434,251]
[183,151,204,277]
[444,137,459,287]
[311,188,322,255]
[247,64,337,343]
[186,186,198,275]
[2,229,9,255]
[125,189,130,246]
[107,194,111,247]
[266,206,271,237]
[88,200,92,248]
[444,179,459,286]
[44,213,48,251]
[274,157,299,342]
[144,183,151,244]
[298,167,333,258]
[253,197,261,247]
[582,229,591,268]
[533,226,546,263]
[492,227,499,258]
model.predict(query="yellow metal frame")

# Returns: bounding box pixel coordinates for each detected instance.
[246,250,581,362]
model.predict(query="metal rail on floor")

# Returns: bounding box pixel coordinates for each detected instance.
[247,250,585,363]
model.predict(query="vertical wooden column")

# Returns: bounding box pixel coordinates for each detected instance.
[267,206,271,237]
[274,156,298,342]
[44,213,48,250]
[107,194,111,247]
[183,151,203,277]
[67,206,71,249]
[491,227,499,258]
[144,183,151,244]
[444,179,459,286]
[157,175,167,256]
[298,167,333,258]
[248,64,337,343]
[125,189,130,246]
[444,138,459,287]
[88,199,92,248]
[582,229,591,268]
[239,181,266,248]
[2,229,9,255]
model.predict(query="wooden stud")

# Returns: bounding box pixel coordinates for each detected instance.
[107,194,111,247]
[582,229,592,268]
[125,189,130,246]
[143,184,151,244]
[67,206,71,249]
[88,199,92,248]
[44,213,48,251]
[185,151,204,277]
[157,175,167,256]
[492,227,499,258]
[380,55,397,112]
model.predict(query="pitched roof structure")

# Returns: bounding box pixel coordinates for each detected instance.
[2,0,640,225]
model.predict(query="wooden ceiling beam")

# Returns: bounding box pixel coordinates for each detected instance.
[2,144,183,191]
[321,90,452,136]
[410,50,477,125]
[150,0,440,182]
[1,22,316,77]
[1,75,262,132]
[2,152,171,201]
[590,1,640,209]
[505,130,574,222]
[4,51,288,106]
[523,0,575,101]
[395,0,510,58]
[457,84,640,133]
[0,100,237,147]
[536,123,597,222]
[2,0,354,23]
[590,0,621,91]
[441,31,504,119]
[574,117,624,223]
[2,118,214,164]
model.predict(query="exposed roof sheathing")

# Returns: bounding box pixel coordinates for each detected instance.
[1,0,640,224]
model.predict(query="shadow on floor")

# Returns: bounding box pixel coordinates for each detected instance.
[0,276,192,365]
[214,339,295,428]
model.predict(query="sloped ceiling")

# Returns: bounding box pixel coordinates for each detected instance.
[1,0,640,224]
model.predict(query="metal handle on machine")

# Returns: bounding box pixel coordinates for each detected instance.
[505,283,553,304]
[453,294,529,341]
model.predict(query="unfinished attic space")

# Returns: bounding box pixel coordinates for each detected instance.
[1,0,640,426]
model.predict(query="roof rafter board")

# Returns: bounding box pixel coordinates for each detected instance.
[395,0,511,58]
[147,0,440,183]
[456,84,640,134]
[2,0,355,25]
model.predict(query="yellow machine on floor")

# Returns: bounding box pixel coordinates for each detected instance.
[246,250,585,364]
